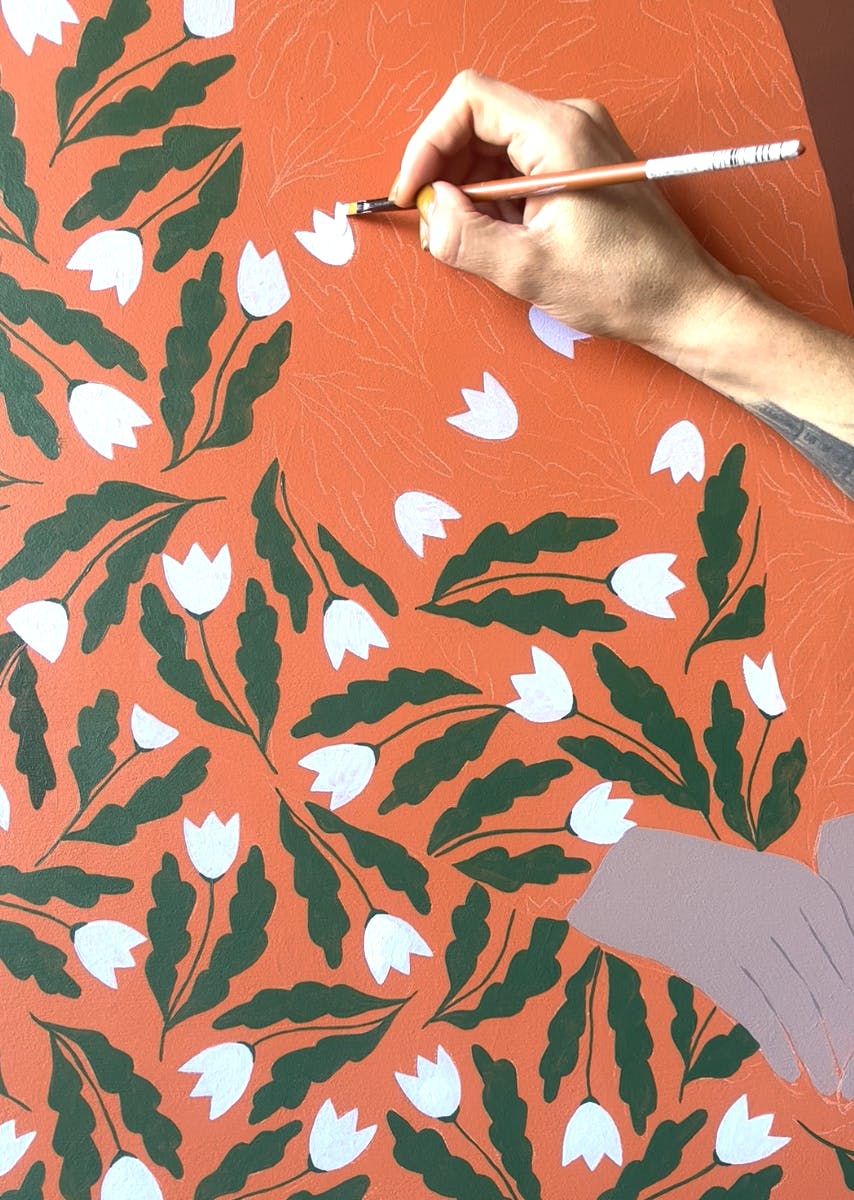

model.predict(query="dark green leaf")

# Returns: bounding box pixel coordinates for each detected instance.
[702,584,766,648]
[833,1147,854,1190]
[0,1161,46,1200]
[558,735,696,811]
[288,1182,369,1200]
[667,977,697,1070]
[592,644,709,812]
[704,682,749,841]
[68,746,210,845]
[0,865,131,907]
[423,590,625,637]
[145,853,195,1020]
[472,1045,540,1200]
[379,709,506,814]
[154,142,243,273]
[251,461,312,633]
[82,505,190,653]
[442,917,567,1029]
[684,1025,759,1085]
[236,578,280,751]
[598,1110,708,1200]
[215,981,401,1030]
[440,884,491,1014]
[698,1166,783,1200]
[47,1037,100,1200]
[387,1110,508,1200]
[317,525,398,616]
[170,846,275,1027]
[195,1122,302,1200]
[455,845,590,892]
[251,1013,396,1122]
[0,482,178,589]
[9,651,55,810]
[49,1023,182,1177]
[755,738,806,851]
[696,444,747,618]
[293,667,479,739]
[139,584,244,730]
[0,271,146,379]
[67,689,119,806]
[204,320,292,449]
[539,947,600,1103]
[429,758,572,853]
[433,512,618,599]
[65,126,238,229]
[0,80,38,246]
[0,327,57,459]
[308,803,430,914]
[278,799,348,969]
[55,0,151,134]
[160,251,226,465]
[605,953,657,1135]
[0,920,79,997]
[68,56,235,144]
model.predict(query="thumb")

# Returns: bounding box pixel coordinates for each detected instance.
[418,180,535,299]
[816,813,854,925]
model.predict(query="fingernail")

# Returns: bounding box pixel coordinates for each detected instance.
[419,217,430,252]
[388,172,400,205]
[416,184,436,221]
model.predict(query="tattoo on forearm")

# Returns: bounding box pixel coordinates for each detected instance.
[749,401,854,502]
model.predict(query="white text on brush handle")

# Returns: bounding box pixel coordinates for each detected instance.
[645,140,801,180]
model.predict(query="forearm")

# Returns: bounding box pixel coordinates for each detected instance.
[648,276,854,499]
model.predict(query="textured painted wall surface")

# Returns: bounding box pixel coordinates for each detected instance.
[0,2,852,1198]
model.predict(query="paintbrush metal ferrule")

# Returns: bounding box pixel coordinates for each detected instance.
[345,197,402,216]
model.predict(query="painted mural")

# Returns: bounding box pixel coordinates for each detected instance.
[0,1,852,1198]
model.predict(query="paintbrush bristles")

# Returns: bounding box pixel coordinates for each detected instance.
[345,197,401,216]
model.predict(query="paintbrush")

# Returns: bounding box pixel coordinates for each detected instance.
[345,139,804,216]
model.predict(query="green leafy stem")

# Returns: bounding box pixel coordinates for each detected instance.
[158,877,214,1059]
[425,909,516,1026]
[39,1023,125,1160]
[34,747,141,867]
[276,790,378,918]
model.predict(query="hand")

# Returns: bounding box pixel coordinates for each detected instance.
[391,71,745,357]
[569,825,854,1097]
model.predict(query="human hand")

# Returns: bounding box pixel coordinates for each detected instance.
[391,71,746,356]
[568,825,854,1097]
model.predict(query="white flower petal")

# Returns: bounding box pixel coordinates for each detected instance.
[162,543,231,616]
[130,704,178,751]
[0,785,8,832]
[650,420,705,482]
[309,1099,377,1172]
[609,553,685,619]
[448,372,518,440]
[528,307,590,358]
[295,203,355,266]
[73,920,146,989]
[562,1101,622,1171]
[6,599,68,663]
[1,0,77,54]
[179,1042,253,1120]
[68,382,151,460]
[298,744,375,810]
[0,1120,35,1177]
[715,1094,790,1165]
[67,230,143,306]
[742,653,786,719]
[508,646,574,723]
[237,241,290,317]
[363,913,432,985]
[100,1154,163,1200]
[394,1046,461,1119]
[322,599,388,670]
[394,492,461,557]
[183,0,234,38]
[569,782,635,845]
[183,813,240,881]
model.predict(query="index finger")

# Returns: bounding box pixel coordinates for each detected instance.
[392,71,556,204]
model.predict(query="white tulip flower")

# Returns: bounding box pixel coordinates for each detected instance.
[67,230,143,306]
[650,420,705,482]
[237,241,290,318]
[183,0,234,38]
[742,653,786,719]
[183,813,239,881]
[561,1100,623,1170]
[363,913,432,985]
[298,743,376,810]
[608,553,685,619]
[309,1099,376,1172]
[394,492,461,557]
[322,599,388,671]
[508,646,575,723]
[72,920,146,989]
[295,204,355,266]
[448,372,518,441]
[395,1046,461,1120]
[179,1042,253,1120]
[714,1095,790,1166]
[100,1153,163,1200]
[162,544,231,616]
[130,704,178,752]
[1,0,77,55]
[568,782,635,845]
[68,382,151,460]
[528,307,590,359]
[0,785,8,832]
[6,599,68,663]
[0,1120,35,1177]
